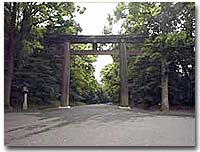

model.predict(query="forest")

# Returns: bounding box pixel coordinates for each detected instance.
[4,2,195,110]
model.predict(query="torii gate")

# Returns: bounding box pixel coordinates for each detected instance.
[44,34,169,109]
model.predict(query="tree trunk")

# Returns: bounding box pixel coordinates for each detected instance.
[161,58,169,111]
[15,7,33,68]
[4,43,15,109]
[4,2,17,109]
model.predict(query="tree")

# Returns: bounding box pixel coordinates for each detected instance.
[4,2,18,109]
[101,2,195,110]
[101,62,120,103]
[70,54,99,104]
[4,2,100,108]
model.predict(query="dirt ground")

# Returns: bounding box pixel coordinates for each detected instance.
[4,104,195,146]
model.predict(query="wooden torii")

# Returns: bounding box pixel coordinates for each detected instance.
[44,34,168,109]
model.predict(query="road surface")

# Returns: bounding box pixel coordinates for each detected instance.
[4,104,195,146]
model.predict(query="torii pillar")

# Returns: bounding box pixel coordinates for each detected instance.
[119,40,129,107]
[61,42,70,107]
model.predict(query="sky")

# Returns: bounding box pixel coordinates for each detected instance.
[74,3,119,83]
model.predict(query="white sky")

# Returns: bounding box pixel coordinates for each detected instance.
[74,3,119,83]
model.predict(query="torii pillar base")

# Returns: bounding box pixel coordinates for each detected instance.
[118,106,131,110]
[59,106,71,109]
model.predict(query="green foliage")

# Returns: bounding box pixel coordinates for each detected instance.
[12,53,61,106]
[101,62,120,103]
[5,2,100,108]
[101,2,195,109]
[70,55,99,104]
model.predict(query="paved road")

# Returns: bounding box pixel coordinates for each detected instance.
[4,104,195,146]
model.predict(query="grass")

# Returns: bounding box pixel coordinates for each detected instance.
[71,101,86,106]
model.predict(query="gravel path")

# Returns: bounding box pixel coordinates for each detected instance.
[4,104,195,146]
